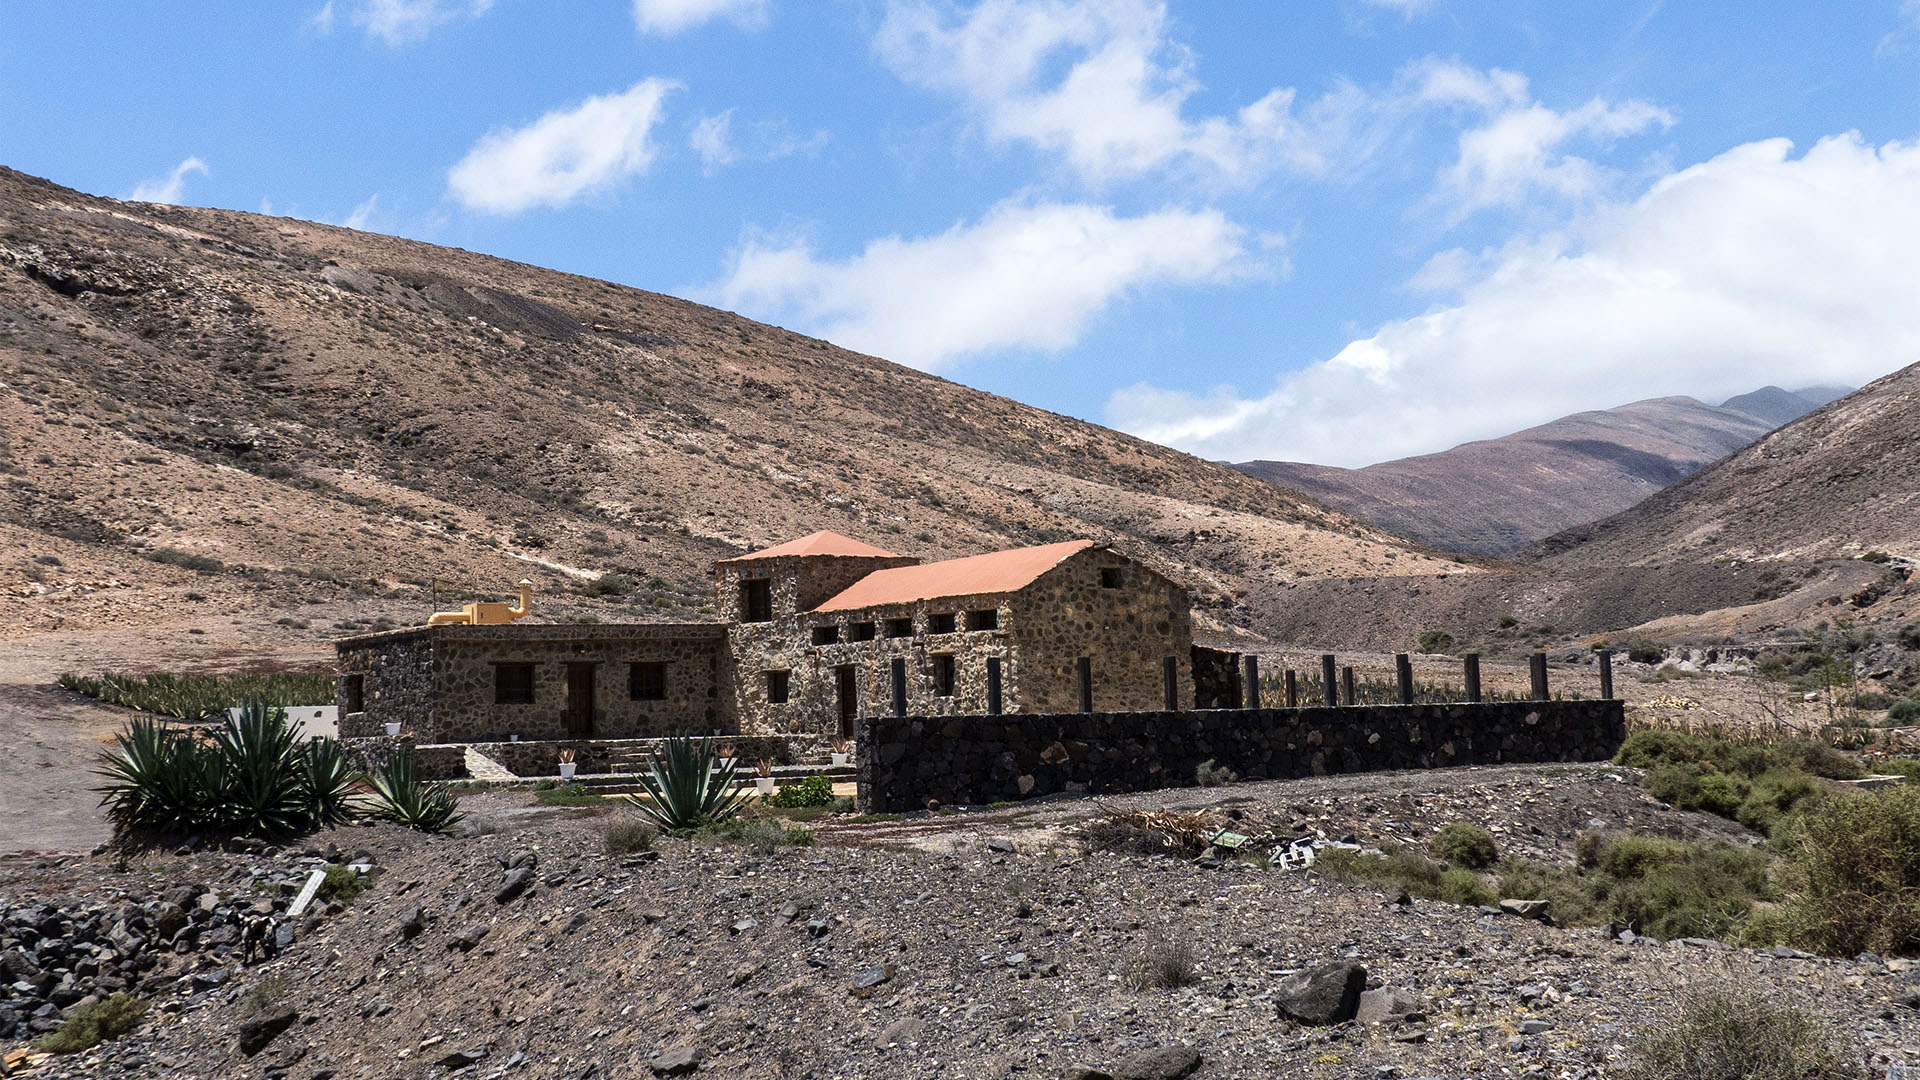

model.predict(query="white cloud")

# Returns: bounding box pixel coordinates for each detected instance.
[447,79,678,214]
[688,109,828,173]
[306,0,494,45]
[130,157,209,205]
[344,194,380,230]
[1107,133,1920,467]
[710,199,1253,370]
[875,4,1668,205]
[632,0,768,35]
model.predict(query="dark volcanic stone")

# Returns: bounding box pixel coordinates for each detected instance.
[1111,1044,1202,1080]
[1273,962,1367,1026]
[237,1008,297,1056]
[495,867,534,904]
[648,1045,700,1076]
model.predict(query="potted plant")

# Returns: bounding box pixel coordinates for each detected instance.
[383,721,401,737]
[753,759,776,796]
[716,742,737,771]
[558,749,577,781]
[830,739,850,767]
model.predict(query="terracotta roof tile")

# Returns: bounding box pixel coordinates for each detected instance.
[719,530,904,562]
[814,540,1095,612]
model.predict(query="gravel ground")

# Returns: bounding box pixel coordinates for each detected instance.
[3,766,1914,1080]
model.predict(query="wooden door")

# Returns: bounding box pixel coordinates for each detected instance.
[565,663,595,736]
[836,665,857,741]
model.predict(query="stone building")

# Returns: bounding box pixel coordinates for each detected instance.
[336,531,1195,743]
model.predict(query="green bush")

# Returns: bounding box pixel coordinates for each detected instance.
[764,774,835,808]
[1496,859,1609,926]
[31,993,147,1054]
[1897,623,1920,651]
[1416,630,1455,653]
[1735,769,1820,835]
[1608,842,1769,941]
[366,752,464,834]
[1890,699,1920,724]
[1646,764,1706,810]
[315,864,368,905]
[534,783,600,806]
[96,706,360,841]
[600,818,656,855]
[1430,822,1499,869]
[1598,833,1689,879]
[1876,758,1920,780]
[623,735,748,832]
[1781,783,1920,957]
[1435,867,1497,907]
[1314,846,1481,903]
[1697,772,1751,817]
[1622,983,1859,1080]
[695,815,815,853]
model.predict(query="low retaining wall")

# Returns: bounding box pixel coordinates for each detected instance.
[856,700,1625,813]
[343,738,470,781]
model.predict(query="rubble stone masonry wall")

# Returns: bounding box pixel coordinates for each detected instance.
[1011,548,1193,714]
[857,699,1627,812]
[336,630,433,738]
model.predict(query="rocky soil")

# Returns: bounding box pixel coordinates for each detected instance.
[4,766,1915,1080]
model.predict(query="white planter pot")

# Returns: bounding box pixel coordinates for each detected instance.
[830,753,849,767]
[383,722,401,737]
[754,777,776,795]
[559,762,577,780]
[509,734,519,742]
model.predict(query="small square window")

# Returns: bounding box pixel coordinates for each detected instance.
[931,654,956,697]
[740,578,773,622]
[966,609,998,631]
[494,662,535,705]
[811,625,840,646]
[884,617,914,638]
[1100,567,1124,589]
[929,612,956,634]
[766,670,790,704]
[629,662,667,701]
[850,621,876,641]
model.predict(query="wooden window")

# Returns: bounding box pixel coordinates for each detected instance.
[341,675,364,713]
[1100,567,1124,589]
[929,612,956,634]
[931,654,956,697]
[766,670,790,704]
[884,617,914,638]
[740,578,773,622]
[812,625,840,645]
[850,621,877,641]
[494,662,535,705]
[628,662,667,701]
[966,609,998,631]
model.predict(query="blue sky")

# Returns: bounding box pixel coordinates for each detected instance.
[6,1,1920,466]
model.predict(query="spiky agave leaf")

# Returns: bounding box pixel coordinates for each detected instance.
[95,716,214,838]
[624,735,748,831]
[300,736,358,828]
[366,752,464,833]
[212,702,311,838]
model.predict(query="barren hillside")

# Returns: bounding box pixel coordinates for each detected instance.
[1235,396,1777,555]
[0,167,1464,643]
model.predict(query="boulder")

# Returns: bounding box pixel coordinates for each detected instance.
[1273,962,1367,1025]
[494,868,534,904]
[1111,1044,1202,1080]
[237,1008,297,1056]
[1355,986,1425,1025]
[648,1046,700,1076]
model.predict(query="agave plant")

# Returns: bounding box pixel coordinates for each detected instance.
[213,702,311,837]
[624,735,748,832]
[301,736,357,828]
[97,716,218,837]
[366,751,464,834]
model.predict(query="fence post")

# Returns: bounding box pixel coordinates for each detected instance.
[1243,655,1261,710]
[1598,649,1614,700]
[1395,653,1414,705]
[1464,653,1482,703]
[890,657,907,717]
[986,657,1004,716]
[1162,656,1179,711]
[1341,666,1355,706]
[1077,656,1094,713]
[1284,669,1298,709]
[1530,652,1550,701]
[1321,654,1338,707]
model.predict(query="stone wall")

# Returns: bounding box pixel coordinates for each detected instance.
[335,623,732,744]
[856,700,1627,812]
[462,734,812,777]
[335,629,433,738]
[340,737,467,782]
[1009,547,1193,714]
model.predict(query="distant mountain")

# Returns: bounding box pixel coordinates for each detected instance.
[1235,396,1780,556]
[1719,385,1851,427]
[1537,368,1919,568]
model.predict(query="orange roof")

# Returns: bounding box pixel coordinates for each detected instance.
[814,540,1096,612]
[718,530,904,563]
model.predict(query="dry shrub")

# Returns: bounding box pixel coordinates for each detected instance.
[1080,808,1219,858]
[1125,936,1197,991]
[1623,983,1860,1080]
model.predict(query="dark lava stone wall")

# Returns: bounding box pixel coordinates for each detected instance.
[856,700,1626,812]
[335,629,433,738]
